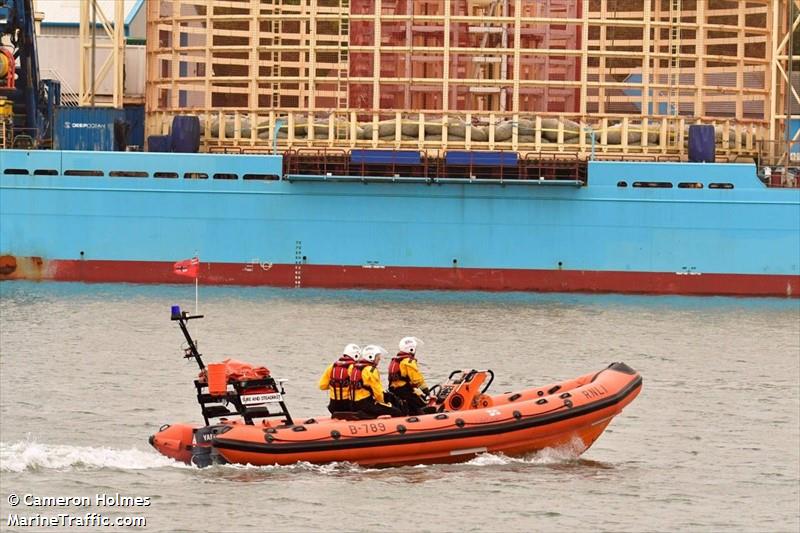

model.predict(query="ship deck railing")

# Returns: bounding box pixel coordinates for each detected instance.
[283,148,588,184]
[283,174,584,187]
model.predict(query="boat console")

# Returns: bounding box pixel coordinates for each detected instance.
[428,369,494,412]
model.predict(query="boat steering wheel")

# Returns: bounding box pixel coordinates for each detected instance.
[427,384,442,401]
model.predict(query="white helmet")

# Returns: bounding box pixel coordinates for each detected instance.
[342,343,361,359]
[360,344,387,364]
[398,336,423,355]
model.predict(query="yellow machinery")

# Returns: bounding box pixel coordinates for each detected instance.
[0,96,12,148]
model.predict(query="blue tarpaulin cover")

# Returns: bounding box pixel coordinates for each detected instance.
[350,150,422,165]
[445,151,518,167]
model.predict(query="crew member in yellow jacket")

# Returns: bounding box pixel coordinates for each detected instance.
[388,336,430,415]
[350,345,402,418]
[318,343,360,414]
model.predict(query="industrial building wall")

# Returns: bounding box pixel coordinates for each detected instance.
[145,0,786,157]
[38,35,146,103]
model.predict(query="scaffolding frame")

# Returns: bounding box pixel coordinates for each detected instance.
[769,0,799,162]
[79,0,124,107]
[145,0,786,159]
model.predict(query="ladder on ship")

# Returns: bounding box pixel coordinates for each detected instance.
[468,0,508,111]
[337,0,350,111]
[667,0,682,116]
[270,3,282,109]
[0,119,8,148]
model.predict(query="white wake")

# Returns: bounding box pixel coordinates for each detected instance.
[465,437,588,466]
[0,440,185,473]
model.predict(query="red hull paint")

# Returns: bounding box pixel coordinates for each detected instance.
[1,256,796,297]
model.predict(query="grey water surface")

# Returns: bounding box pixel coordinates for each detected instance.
[0,282,798,532]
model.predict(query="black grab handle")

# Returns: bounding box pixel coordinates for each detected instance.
[480,370,494,394]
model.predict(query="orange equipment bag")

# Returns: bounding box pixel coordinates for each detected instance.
[201,359,272,396]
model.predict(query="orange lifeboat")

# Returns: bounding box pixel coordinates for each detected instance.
[150,307,642,467]
[209,362,640,467]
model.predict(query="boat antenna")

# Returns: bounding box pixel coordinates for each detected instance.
[170,305,205,370]
[193,251,200,314]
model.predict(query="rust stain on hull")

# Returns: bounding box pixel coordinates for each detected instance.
[0,255,45,280]
[0,255,18,277]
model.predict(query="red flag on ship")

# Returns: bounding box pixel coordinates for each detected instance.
[173,257,199,278]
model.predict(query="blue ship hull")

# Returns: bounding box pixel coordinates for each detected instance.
[1,150,798,296]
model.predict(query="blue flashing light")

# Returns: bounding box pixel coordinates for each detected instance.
[171,305,181,319]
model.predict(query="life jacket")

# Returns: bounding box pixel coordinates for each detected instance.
[388,353,413,383]
[329,355,355,401]
[350,361,375,400]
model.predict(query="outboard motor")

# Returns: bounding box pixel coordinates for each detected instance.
[191,425,231,467]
